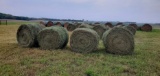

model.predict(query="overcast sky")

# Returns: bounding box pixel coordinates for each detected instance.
[0,0,160,23]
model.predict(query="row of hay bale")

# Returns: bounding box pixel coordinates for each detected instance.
[87,22,152,32]
[70,23,136,54]
[70,26,134,55]
[63,22,152,32]
[17,24,68,50]
[40,21,152,32]
[105,22,152,32]
[64,23,136,39]
[17,23,135,55]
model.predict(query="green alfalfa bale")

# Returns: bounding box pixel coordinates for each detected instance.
[70,28,99,53]
[16,24,45,47]
[66,23,77,31]
[37,26,68,50]
[123,25,136,35]
[102,27,134,55]
[78,24,93,29]
[93,24,109,39]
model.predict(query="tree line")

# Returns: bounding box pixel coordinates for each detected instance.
[0,12,83,22]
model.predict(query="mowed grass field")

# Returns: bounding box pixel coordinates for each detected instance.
[0,23,160,76]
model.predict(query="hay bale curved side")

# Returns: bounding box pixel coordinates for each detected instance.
[93,24,109,38]
[102,27,134,55]
[66,23,77,31]
[141,24,152,32]
[105,22,113,28]
[116,24,125,27]
[37,26,68,50]
[78,24,93,29]
[128,23,138,30]
[58,26,69,49]
[70,28,99,53]
[123,26,136,35]
[116,22,123,26]
[54,22,62,26]
[17,24,45,47]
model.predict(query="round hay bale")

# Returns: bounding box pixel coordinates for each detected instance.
[46,21,54,27]
[64,22,69,28]
[39,21,46,26]
[141,24,152,32]
[70,28,99,53]
[128,23,138,30]
[123,26,136,35]
[37,26,68,50]
[75,23,82,28]
[78,24,93,28]
[17,24,45,47]
[66,23,77,31]
[55,22,62,26]
[105,22,113,28]
[102,27,134,55]
[116,24,124,27]
[93,24,109,38]
[116,22,123,26]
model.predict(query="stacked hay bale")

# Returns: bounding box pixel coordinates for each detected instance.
[93,24,109,38]
[105,22,113,28]
[128,23,138,30]
[37,26,68,50]
[102,27,134,55]
[17,24,45,47]
[70,28,99,53]
[123,25,136,35]
[141,24,152,32]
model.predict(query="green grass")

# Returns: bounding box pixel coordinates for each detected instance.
[0,25,160,76]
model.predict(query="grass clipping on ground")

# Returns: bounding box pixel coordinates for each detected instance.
[16,24,45,47]
[102,27,134,55]
[37,26,68,50]
[70,28,99,53]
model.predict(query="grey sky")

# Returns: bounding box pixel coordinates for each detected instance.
[0,0,160,23]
